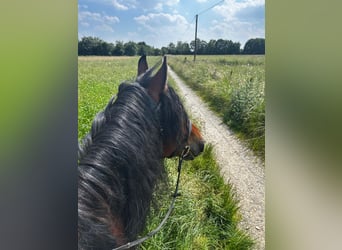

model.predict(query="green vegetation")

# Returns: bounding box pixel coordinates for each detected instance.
[78,36,265,56]
[142,145,254,250]
[78,56,160,138]
[168,55,265,158]
[78,56,254,249]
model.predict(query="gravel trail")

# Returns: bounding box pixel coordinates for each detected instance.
[168,66,265,250]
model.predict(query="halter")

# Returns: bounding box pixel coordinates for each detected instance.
[112,124,192,250]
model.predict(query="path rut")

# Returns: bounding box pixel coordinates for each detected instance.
[168,66,265,250]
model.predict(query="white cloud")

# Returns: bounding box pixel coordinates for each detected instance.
[196,0,209,2]
[208,0,264,45]
[80,22,90,27]
[150,0,178,12]
[110,0,138,10]
[103,15,120,23]
[154,3,163,11]
[112,0,128,10]
[79,11,119,23]
[78,4,88,9]
[95,24,114,33]
[165,0,180,6]
[79,11,119,34]
[79,11,102,22]
[213,0,264,21]
[134,13,188,28]
[134,12,194,47]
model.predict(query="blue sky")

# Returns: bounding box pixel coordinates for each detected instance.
[78,0,264,49]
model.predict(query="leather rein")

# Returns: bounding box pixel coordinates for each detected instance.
[112,145,191,250]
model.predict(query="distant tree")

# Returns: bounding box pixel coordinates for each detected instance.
[78,36,105,55]
[190,38,205,54]
[112,41,125,56]
[137,41,151,56]
[189,39,196,52]
[167,42,176,54]
[243,38,265,54]
[153,48,161,56]
[175,41,191,55]
[175,41,183,54]
[231,42,241,54]
[161,47,168,55]
[78,36,115,55]
[206,39,217,54]
[215,39,226,54]
[124,41,137,56]
[77,36,249,56]
[97,41,113,55]
[198,40,208,54]
[182,42,191,55]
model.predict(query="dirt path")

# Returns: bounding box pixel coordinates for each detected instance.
[168,67,265,250]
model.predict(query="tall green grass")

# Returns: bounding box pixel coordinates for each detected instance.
[78,56,254,249]
[168,55,265,158]
[142,145,254,249]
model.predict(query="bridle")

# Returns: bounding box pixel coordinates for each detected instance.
[112,120,192,250]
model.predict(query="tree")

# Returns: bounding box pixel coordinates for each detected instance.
[190,38,205,54]
[167,42,176,54]
[243,38,265,54]
[231,42,241,54]
[97,41,113,55]
[153,48,161,56]
[77,36,258,56]
[206,39,217,54]
[124,41,137,56]
[175,41,191,55]
[137,41,152,56]
[215,39,226,54]
[112,41,125,56]
[78,36,104,55]
[161,47,168,55]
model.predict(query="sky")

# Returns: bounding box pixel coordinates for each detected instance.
[78,0,264,49]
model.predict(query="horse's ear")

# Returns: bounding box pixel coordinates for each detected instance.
[148,56,168,102]
[137,55,148,76]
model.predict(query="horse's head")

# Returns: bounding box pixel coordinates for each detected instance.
[136,55,204,160]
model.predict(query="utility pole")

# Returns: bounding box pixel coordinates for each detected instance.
[193,14,198,62]
[192,0,224,62]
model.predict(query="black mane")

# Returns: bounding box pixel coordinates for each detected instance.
[78,70,188,249]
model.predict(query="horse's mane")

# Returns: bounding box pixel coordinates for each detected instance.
[78,70,188,249]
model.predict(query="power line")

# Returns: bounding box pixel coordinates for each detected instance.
[174,1,223,48]
[189,15,196,24]
[193,0,225,61]
[198,0,225,16]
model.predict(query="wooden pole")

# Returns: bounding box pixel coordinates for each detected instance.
[193,14,198,62]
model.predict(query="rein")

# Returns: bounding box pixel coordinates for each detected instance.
[112,146,191,250]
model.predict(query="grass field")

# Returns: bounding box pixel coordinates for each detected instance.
[168,55,265,158]
[78,56,254,249]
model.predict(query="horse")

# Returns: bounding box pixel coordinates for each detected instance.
[78,55,204,250]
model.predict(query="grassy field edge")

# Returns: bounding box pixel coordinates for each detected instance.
[167,55,265,160]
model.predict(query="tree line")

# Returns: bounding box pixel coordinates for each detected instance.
[78,36,265,56]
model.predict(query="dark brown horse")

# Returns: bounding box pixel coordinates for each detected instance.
[78,56,204,249]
